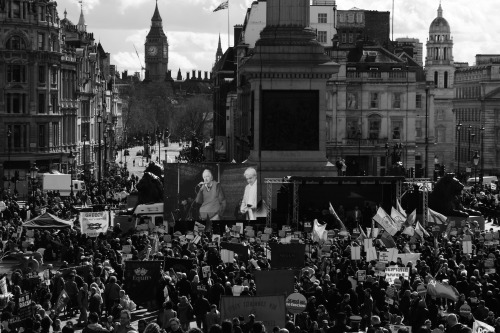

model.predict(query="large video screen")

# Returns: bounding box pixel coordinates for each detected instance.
[164,163,261,220]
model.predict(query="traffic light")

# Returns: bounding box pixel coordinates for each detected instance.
[433,170,438,182]
[440,165,445,177]
[410,167,415,178]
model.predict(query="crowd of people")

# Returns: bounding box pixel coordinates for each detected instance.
[1,176,500,333]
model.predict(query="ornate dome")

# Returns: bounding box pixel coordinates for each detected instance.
[429,4,450,34]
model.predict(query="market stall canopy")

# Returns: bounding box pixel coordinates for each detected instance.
[22,212,73,229]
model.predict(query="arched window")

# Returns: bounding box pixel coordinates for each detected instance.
[444,71,448,88]
[6,35,26,50]
[434,71,439,87]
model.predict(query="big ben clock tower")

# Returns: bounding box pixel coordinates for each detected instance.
[145,0,169,81]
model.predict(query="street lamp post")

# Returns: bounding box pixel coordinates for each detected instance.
[97,113,102,194]
[30,163,39,198]
[357,130,361,175]
[83,134,87,183]
[68,150,75,197]
[473,151,480,188]
[456,123,462,175]
[103,131,108,178]
[156,129,162,164]
[467,125,475,164]
[124,129,128,171]
[480,126,485,183]
[7,129,11,183]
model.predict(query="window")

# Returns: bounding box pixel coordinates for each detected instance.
[392,120,403,139]
[39,65,46,83]
[368,115,381,140]
[51,69,57,85]
[416,120,422,138]
[392,92,402,109]
[317,31,327,43]
[416,94,422,108]
[38,6,45,21]
[348,33,353,43]
[347,13,355,23]
[437,110,444,120]
[6,93,26,114]
[38,124,46,148]
[318,13,327,23]
[346,118,360,139]
[370,93,379,109]
[356,12,363,23]
[38,33,44,50]
[436,127,446,143]
[52,122,59,147]
[339,13,345,22]
[7,64,26,83]
[51,93,58,113]
[38,93,46,113]
[6,36,26,50]
[347,92,358,109]
[341,33,347,43]
[9,1,21,18]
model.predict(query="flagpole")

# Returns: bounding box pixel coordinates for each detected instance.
[227,0,230,48]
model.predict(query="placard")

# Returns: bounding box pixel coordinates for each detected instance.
[80,211,109,237]
[202,265,211,278]
[351,246,361,260]
[385,267,410,284]
[462,240,473,254]
[357,270,366,282]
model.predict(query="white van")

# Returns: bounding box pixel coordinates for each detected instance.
[466,176,498,188]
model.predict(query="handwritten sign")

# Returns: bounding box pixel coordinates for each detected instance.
[385,267,410,284]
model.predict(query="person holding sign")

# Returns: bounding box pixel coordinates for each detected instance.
[196,169,226,220]
[240,167,258,220]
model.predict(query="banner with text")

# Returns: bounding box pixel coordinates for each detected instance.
[124,261,162,310]
[221,295,286,329]
[385,267,410,284]
[80,211,109,237]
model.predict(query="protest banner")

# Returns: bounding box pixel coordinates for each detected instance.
[351,246,361,260]
[80,211,109,237]
[221,295,286,329]
[389,325,412,333]
[124,261,162,310]
[269,243,305,269]
[254,270,295,296]
[472,319,495,333]
[357,270,366,282]
[385,267,410,284]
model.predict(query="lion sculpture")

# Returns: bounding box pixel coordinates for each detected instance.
[428,173,474,217]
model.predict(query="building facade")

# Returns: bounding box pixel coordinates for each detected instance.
[1,0,63,195]
[453,55,500,178]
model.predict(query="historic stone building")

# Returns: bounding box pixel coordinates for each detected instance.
[0,0,63,194]
[425,4,456,176]
[144,1,169,82]
[453,55,500,178]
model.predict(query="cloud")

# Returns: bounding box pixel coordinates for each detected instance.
[117,0,150,14]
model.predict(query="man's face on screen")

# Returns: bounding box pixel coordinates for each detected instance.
[245,174,257,185]
[203,171,213,184]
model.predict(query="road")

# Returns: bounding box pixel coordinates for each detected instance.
[115,142,181,180]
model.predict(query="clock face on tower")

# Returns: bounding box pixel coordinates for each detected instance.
[147,46,158,56]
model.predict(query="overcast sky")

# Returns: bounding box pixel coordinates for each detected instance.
[55,0,499,77]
